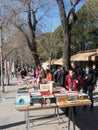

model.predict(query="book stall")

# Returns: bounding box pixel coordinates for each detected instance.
[14,77,91,130]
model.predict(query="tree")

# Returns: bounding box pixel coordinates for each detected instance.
[25,0,56,66]
[38,27,63,65]
[1,0,53,67]
[71,0,98,52]
[56,0,82,70]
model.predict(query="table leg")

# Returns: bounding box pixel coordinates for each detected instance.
[54,107,56,116]
[26,111,30,130]
[57,107,60,124]
[25,111,27,128]
[68,107,75,130]
[71,107,75,130]
[68,107,71,130]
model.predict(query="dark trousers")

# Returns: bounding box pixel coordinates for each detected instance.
[83,86,94,109]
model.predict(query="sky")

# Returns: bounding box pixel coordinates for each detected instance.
[40,0,86,33]
[0,0,86,33]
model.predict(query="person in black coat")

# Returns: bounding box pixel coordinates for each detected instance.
[59,66,68,87]
[53,66,61,86]
[83,65,95,111]
[91,64,98,88]
[20,68,27,79]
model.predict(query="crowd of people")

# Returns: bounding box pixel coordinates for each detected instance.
[16,62,98,113]
[53,62,98,114]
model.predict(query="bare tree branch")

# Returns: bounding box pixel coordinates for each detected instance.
[67,0,81,20]
[37,6,50,23]
[3,44,27,60]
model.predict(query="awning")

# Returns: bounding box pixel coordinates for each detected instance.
[70,51,97,61]
[53,58,63,65]
[42,49,98,67]
[91,54,98,61]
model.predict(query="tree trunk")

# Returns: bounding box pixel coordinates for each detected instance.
[56,0,71,71]
[56,0,80,70]
[63,32,71,70]
[30,41,40,67]
[27,3,40,67]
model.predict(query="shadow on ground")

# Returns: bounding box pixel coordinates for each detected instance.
[1,106,98,130]
[0,121,25,129]
[61,98,98,130]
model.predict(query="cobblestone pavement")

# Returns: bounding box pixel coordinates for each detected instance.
[0,78,98,130]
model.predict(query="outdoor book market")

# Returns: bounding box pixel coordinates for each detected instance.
[14,76,91,130]
[0,1,98,130]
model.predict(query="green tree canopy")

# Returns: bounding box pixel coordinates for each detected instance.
[71,0,98,53]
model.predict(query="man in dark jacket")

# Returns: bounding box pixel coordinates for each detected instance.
[53,66,61,86]
[60,66,68,87]
[91,64,98,88]
[83,65,95,111]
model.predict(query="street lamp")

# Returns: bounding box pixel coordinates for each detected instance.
[0,25,5,101]
[0,0,6,101]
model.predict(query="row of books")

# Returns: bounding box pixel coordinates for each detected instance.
[14,87,89,107]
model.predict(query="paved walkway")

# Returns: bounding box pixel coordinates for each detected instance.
[0,78,98,130]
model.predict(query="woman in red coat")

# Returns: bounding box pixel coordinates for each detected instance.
[65,69,84,91]
[64,68,84,115]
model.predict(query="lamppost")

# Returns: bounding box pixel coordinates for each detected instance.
[0,25,5,101]
[0,0,6,101]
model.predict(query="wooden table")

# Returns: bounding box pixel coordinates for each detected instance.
[14,104,57,130]
[57,99,91,130]
[14,100,91,130]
